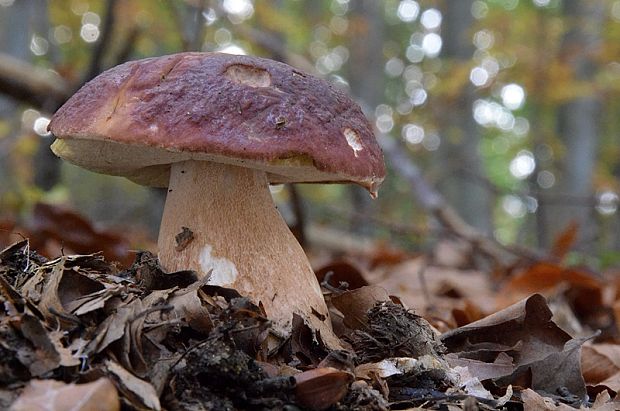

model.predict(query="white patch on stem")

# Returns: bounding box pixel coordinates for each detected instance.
[199,245,238,285]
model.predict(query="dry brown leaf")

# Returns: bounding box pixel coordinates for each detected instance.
[370,258,495,328]
[47,329,81,367]
[526,335,590,400]
[589,390,620,410]
[28,203,132,266]
[294,367,353,411]
[520,388,575,411]
[10,378,119,411]
[105,360,160,411]
[498,262,602,308]
[315,260,369,290]
[166,278,213,334]
[85,300,137,355]
[291,314,329,366]
[21,254,121,328]
[355,355,448,380]
[551,222,579,260]
[17,314,62,376]
[331,285,391,329]
[442,294,587,398]
[582,344,620,393]
[445,353,515,382]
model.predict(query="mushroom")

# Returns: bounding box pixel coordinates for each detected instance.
[48,52,385,344]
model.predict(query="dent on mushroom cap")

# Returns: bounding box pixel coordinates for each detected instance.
[224,64,271,87]
[344,128,363,157]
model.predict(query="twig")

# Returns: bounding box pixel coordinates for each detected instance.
[84,0,119,82]
[0,52,70,109]
[380,136,547,265]
[111,26,140,64]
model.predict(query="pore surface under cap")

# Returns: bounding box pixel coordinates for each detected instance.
[49,52,385,192]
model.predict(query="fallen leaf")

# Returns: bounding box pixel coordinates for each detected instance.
[294,367,352,411]
[16,314,61,376]
[291,314,329,366]
[315,260,369,291]
[331,285,391,329]
[442,294,587,398]
[29,203,132,266]
[105,360,160,411]
[582,344,620,394]
[498,262,602,309]
[520,388,575,411]
[355,356,448,380]
[551,222,579,260]
[130,251,197,290]
[10,378,119,411]
[445,352,515,382]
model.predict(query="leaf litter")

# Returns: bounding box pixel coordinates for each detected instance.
[1,224,620,410]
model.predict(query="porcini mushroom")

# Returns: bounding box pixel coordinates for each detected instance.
[48,52,385,344]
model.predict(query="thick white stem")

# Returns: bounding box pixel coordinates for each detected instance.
[158,160,337,345]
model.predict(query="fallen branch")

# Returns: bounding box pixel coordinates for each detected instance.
[0,52,70,109]
[380,136,546,265]
[84,0,119,82]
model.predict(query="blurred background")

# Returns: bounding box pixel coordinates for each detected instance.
[1,0,619,269]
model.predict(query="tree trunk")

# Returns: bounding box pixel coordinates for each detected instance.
[546,0,604,249]
[0,1,47,196]
[346,0,384,235]
[435,0,493,234]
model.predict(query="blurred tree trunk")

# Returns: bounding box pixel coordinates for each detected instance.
[0,0,47,196]
[545,0,604,249]
[346,0,384,235]
[435,0,493,235]
[24,0,58,192]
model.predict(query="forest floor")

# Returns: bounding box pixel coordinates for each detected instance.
[1,203,620,410]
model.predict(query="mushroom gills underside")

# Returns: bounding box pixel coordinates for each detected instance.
[51,137,380,191]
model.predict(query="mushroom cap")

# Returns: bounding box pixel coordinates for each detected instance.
[49,52,385,194]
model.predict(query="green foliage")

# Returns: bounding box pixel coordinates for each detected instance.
[2,0,620,259]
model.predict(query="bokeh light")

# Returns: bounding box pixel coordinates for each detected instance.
[501,83,525,110]
[397,0,419,22]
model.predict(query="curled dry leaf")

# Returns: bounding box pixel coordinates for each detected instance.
[497,262,603,310]
[105,360,160,411]
[550,222,579,261]
[166,277,214,334]
[291,313,329,366]
[130,251,197,290]
[21,254,122,327]
[520,388,573,411]
[518,388,620,411]
[315,260,369,291]
[331,285,391,330]
[581,344,620,394]
[294,367,353,411]
[355,355,451,381]
[10,378,119,411]
[370,258,495,328]
[442,294,588,399]
[28,202,132,266]
[15,314,63,376]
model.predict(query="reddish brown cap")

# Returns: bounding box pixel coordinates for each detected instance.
[49,52,385,194]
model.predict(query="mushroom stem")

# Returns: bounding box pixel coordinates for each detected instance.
[158,160,337,344]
